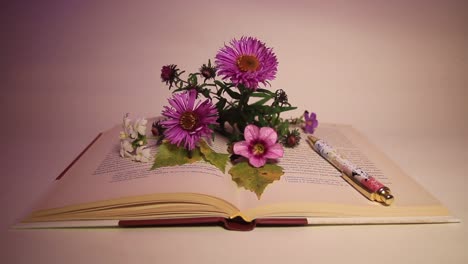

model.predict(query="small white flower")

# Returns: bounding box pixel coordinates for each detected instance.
[126,119,138,139]
[121,114,136,139]
[119,114,150,162]
[123,114,131,128]
[121,114,146,139]
[134,118,148,136]
[134,146,152,162]
[129,127,138,139]
[120,139,134,158]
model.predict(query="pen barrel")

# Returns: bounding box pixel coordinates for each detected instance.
[313,139,394,205]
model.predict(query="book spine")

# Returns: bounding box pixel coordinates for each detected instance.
[118,217,308,231]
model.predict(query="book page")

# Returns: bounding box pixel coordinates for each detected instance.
[238,124,445,217]
[31,120,449,221]
[34,120,239,211]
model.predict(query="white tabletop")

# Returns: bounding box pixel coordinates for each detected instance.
[2,1,467,263]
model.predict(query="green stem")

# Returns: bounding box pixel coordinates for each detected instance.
[239,85,251,111]
[146,136,161,140]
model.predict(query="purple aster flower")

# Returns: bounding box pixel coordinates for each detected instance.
[161,90,218,150]
[233,124,284,168]
[215,37,278,90]
[199,61,217,81]
[303,111,318,134]
[161,64,178,88]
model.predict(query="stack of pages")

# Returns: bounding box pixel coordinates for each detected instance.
[19,121,458,231]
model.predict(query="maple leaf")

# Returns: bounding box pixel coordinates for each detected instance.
[198,140,230,173]
[151,141,202,170]
[229,162,284,199]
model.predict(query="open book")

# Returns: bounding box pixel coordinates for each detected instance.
[19,119,458,230]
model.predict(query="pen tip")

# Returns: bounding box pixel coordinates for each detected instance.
[376,187,394,206]
[383,194,394,205]
[380,193,394,206]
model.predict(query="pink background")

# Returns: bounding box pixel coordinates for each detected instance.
[2,1,467,263]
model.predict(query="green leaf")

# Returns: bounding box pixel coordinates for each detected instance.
[251,96,273,106]
[250,92,273,98]
[223,87,241,99]
[214,80,227,89]
[228,162,284,199]
[215,97,227,112]
[187,73,199,86]
[201,88,211,98]
[151,141,202,170]
[198,140,230,173]
[272,106,297,114]
[277,121,290,136]
[255,88,276,96]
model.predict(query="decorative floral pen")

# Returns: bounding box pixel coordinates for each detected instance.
[307,135,394,205]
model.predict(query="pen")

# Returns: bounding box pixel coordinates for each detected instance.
[307,135,394,205]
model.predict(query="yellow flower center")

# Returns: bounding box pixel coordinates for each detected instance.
[179,112,198,131]
[252,143,265,155]
[237,55,260,72]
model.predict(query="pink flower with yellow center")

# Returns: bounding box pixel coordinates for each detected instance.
[215,37,278,90]
[233,124,284,168]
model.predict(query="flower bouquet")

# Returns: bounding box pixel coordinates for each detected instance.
[120,37,318,198]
